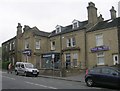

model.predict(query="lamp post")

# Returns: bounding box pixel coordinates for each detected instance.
[60,34,65,77]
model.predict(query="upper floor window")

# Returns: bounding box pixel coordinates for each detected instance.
[67,37,76,47]
[72,19,79,29]
[71,37,76,47]
[67,38,71,47]
[55,25,62,34]
[96,34,103,46]
[25,40,29,49]
[35,40,40,49]
[51,41,55,50]
[9,43,12,50]
[12,41,15,49]
[5,45,8,51]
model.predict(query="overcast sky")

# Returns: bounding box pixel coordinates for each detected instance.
[0,0,119,46]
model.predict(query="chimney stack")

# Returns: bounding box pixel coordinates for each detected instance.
[17,23,22,36]
[110,6,116,19]
[87,2,98,26]
[98,14,104,22]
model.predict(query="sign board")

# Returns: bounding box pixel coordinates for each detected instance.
[91,46,110,52]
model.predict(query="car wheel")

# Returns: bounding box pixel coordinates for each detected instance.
[86,78,94,87]
[15,71,19,75]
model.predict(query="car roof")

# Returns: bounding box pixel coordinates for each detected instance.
[91,66,120,71]
[16,62,32,64]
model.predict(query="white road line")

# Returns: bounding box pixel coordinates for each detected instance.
[25,81,58,89]
[2,76,16,80]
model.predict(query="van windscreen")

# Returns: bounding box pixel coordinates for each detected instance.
[25,63,33,68]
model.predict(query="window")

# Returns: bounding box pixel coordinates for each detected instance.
[97,52,104,65]
[51,41,55,50]
[66,53,71,69]
[67,38,71,47]
[25,40,29,49]
[12,41,15,49]
[55,25,62,34]
[96,34,103,46]
[71,37,76,47]
[72,53,78,67]
[67,37,76,47]
[72,20,79,29]
[35,40,40,49]
[10,43,12,50]
[73,22,78,28]
[6,45,8,51]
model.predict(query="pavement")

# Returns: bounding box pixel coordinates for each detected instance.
[38,72,85,83]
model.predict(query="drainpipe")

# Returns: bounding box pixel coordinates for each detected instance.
[84,28,87,69]
[117,26,120,64]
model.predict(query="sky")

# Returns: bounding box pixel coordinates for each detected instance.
[0,0,120,47]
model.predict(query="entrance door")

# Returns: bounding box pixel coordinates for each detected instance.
[113,54,119,65]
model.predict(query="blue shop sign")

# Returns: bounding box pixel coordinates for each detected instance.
[22,49,32,56]
[91,46,110,52]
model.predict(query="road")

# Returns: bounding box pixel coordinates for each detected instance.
[1,71,116,90]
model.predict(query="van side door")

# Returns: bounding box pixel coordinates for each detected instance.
[20,64,25,74]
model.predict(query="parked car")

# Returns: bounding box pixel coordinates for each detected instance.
[15,62,39,77]
[85,66,120,88]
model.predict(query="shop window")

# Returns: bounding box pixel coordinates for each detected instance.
[66,53,71,69]
[72,53,78,67]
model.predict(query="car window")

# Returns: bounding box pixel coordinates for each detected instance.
[102,68,111,74]
[102,68,118,76]
[109,69,118,76]
[90,68,101,73]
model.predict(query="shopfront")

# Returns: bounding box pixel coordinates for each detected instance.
[41,52,60,69]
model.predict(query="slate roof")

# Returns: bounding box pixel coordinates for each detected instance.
[87,17,120,32]
[2,36,16,45]
[32,27,50,37]
[49,20,88,37]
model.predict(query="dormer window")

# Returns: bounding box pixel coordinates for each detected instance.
[55,25,62,34]
[72,19,79,29]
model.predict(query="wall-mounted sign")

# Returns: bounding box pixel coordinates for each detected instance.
[91,45,110,52]
[22,49,32,56]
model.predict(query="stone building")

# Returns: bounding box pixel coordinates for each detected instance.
[2,2,120,75]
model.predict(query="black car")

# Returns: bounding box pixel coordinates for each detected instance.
[85,66,120,88]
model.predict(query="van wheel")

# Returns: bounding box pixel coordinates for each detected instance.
[24,72,28,77]
[86,78,94,87]
[15,71,18,75]
[35,74,38,77]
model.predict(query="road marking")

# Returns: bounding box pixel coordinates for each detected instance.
[2,76,16,80]
[25,81,58,89]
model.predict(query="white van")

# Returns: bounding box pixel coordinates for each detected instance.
[15,62,39,77]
